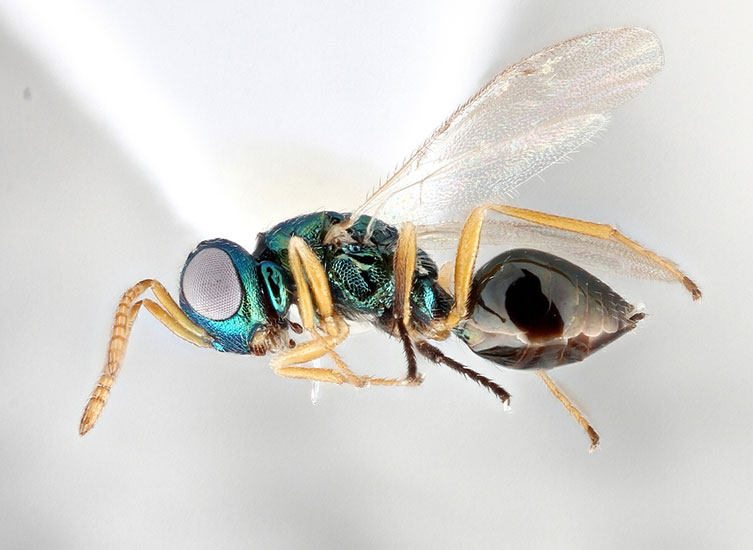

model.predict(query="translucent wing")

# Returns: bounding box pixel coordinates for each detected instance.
[416,219,679,283]
[353,27,663,228]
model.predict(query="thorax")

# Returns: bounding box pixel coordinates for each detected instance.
[252,211,452,331]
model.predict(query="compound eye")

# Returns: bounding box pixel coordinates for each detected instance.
[181,247,242,321]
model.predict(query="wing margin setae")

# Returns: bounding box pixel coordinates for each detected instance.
[353,27,663,229]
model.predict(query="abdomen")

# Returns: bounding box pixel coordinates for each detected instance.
[455,249,644,370]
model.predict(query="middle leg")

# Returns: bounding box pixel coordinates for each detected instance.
[392,221,420,381]
[272,236,362,385]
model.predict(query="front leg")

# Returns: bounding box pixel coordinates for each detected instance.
[273,236,422,388]
[280,236,362,385]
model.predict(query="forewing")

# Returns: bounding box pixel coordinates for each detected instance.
[354,27,663,227]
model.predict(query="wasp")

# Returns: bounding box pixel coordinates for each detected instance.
[79,27,700,450]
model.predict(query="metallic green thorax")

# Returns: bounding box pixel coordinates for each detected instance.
[252,212,453,331]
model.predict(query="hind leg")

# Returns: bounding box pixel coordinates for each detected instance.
[443,204,700,332]
[537,371,599,452]
[440,203,700,451]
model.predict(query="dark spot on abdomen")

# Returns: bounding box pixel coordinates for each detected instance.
[505,269,564,343]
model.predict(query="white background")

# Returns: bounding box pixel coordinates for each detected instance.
[2,1,752,549]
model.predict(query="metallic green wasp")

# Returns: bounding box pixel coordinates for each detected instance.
[80,28,700,450]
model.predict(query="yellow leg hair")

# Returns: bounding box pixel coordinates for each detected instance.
[537,371,600,452]
[444,203,701,330]
[273,366,347,384]
[439,203,700,449]
[272,361,422,387]
[283,237,353,377]
[394,222,417,327]
[79,279,212,435]
[391,222,422,380]
[277,236,422,388]
[288,236,337,325]
[494,205,701,300]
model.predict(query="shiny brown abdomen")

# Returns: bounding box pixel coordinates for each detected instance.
[456,249,644,370]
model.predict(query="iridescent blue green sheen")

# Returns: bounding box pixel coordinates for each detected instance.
[253,211,452,331]
[182,212,453,354]
[180,239,271,353]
